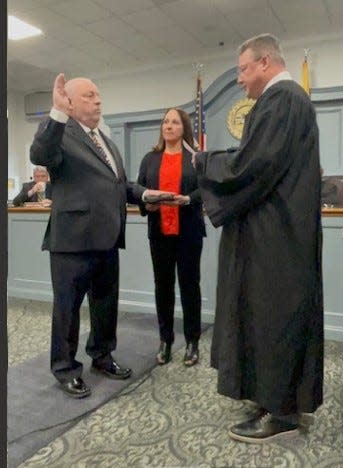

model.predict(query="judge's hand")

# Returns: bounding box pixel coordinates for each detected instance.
[162,195,190,206]
[53,73,72,115]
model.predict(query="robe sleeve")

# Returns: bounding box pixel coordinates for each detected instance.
[195,88,304,227]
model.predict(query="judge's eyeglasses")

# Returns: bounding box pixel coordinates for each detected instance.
[237,56,264,75]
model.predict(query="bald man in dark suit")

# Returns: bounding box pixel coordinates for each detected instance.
[30,73,169,398]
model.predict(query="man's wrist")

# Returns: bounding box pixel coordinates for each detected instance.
[50,107,69,123]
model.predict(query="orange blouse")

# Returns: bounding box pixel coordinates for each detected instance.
[159,152,182,235]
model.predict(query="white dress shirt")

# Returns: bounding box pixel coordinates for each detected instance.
[262,71,292,94]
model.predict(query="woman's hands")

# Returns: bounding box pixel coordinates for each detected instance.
[145,194,190,211]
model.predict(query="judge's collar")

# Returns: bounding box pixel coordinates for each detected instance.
[262,71,292,94]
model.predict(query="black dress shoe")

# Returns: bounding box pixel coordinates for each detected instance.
[156,342,172,365]
[183,341,199,367]
[229,411,299,443]
[91,360,132,380]
[61,377,91,399]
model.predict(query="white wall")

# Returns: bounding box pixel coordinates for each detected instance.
[8,91,38,197]
[8,34,343,191]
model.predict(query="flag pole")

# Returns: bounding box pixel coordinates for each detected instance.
[192,63,207,151]
[302,48,311,95]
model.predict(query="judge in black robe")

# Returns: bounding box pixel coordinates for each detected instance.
[194,34,323,443]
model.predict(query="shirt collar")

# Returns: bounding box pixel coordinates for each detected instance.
[77,121,100,136]
[262,71,292,94]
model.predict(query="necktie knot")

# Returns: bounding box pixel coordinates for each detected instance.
[89,130,103,150]
[89,130,114,171]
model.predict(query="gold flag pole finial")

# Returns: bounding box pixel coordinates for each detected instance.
[192,62,204,78]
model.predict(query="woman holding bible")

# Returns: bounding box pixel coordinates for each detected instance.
[137,108,206,366]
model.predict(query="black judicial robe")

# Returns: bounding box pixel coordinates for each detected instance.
[195,80,323,415]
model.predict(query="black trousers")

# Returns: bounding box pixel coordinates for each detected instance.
[49,247,119,382]
[149,236,203,345]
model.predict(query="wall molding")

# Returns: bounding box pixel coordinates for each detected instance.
[311,85,343,102]
[7,283,341,339]
[324,311,343,341]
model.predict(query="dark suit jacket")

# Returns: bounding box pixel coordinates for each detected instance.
[12,181,52,206]
[30,117,145,252]
[137,149,206,241]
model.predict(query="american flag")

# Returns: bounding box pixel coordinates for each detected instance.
[193,75,207,150]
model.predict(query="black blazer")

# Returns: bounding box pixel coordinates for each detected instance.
[30,117,145,252]
[137,149,206,241]
[12,181,52,206]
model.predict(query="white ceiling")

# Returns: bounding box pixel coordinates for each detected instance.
[8,0,343,94]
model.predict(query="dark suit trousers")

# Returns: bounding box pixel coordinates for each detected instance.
[149,236,202,345]
[49,247,119,382]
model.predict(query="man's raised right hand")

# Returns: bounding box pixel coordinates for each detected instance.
[52,73,72,115]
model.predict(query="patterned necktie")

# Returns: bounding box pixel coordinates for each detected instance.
[89,130,115,173]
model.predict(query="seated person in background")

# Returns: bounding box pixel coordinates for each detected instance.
[320,168,343,206]
[12,166,52,206]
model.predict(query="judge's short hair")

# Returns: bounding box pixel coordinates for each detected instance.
[238,33,285,66]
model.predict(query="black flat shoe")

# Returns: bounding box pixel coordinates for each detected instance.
[156,342,172,365]
[184,341,199,366]
[61,377,91,399]
[228,411,299,443]
[91,360,132,380]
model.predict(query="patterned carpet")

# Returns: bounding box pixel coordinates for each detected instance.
[8,299,343,468]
